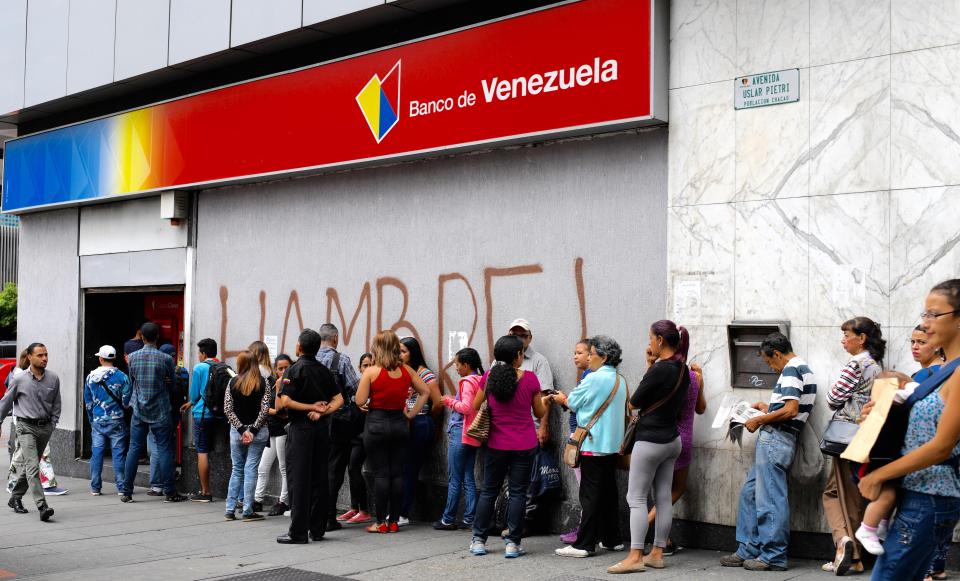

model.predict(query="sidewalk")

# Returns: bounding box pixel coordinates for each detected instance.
[0,467,832,580]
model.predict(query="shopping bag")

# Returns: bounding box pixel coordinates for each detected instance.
[840,378,899,463]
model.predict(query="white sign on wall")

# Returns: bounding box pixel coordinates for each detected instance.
[734,68,800,110]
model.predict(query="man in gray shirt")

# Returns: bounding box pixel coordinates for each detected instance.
[508,318,555,446]
[0,342,61,521]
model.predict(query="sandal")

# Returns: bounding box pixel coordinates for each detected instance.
[366,522,388,534]
[607,561,646,574]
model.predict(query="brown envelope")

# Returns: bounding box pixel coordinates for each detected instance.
[840,377,900,463]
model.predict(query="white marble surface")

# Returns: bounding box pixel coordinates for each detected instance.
[736,0,809,76]
[668,204,736,325]
[889,186,960,326]
[809,56,891,197]
[685,324,731,452]
[892,0,960,52]
[669,0,736,89]
[668,81,735,206]
[734,69,809,201]
[892,45,960,190]
[810,0,890,66]
[734,198,810,326]
[808,191,891,326]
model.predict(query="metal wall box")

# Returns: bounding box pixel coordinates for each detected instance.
[728,321,790,389]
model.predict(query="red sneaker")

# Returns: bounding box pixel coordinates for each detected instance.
[388,522,399,533]
[348,510,373,524]
[337,509,358,522]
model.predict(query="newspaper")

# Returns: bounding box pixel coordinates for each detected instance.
[712,393,764,447]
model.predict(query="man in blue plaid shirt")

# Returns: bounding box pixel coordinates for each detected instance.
[121,322,185,503]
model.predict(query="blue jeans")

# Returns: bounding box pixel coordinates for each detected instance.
[90,419,128,493]
[401,414,434,517]
[735,427,796,568]
[148,414,180,490]
[123,415,175,496]
[872,490,960,581]
[441,424,478,525]
[472,447,536,545]
[226,428,269,515]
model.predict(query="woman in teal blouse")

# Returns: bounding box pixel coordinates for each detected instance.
[548,335,627,558]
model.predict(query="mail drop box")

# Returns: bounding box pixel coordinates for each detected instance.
[727,321,790,389]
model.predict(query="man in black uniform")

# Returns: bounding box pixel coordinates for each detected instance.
[276,329,343,544]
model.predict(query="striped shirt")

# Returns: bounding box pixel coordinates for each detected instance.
[768,356,817,433]
[407,367,437,415]
[827,351,879,413]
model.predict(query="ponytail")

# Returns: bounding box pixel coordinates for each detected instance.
[455,347,484,375]
[841,316,886,364]
[486,336,523,403]
[650,320,690,362]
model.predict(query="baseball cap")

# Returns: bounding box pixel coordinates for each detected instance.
[95,345,117,360]
[509,318,532,332]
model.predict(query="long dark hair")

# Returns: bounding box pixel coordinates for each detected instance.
[841,316,886,364]
[455,347,484,374]
[486,336,523,403]
[400,336,428,370]
[650,320,689,362]
[932,279,960,312]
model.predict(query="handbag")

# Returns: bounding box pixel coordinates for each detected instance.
[563,375,622,468]
[466,394,491,443]
[618,362,688,469]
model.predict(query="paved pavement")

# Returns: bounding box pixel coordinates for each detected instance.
[0,461,835,581]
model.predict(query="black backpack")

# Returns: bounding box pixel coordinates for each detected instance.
[203,360,235,416]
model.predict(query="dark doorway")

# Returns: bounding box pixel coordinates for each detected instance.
[81,288,184,459]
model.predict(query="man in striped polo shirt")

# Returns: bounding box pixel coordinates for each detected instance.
[720,332,817,572]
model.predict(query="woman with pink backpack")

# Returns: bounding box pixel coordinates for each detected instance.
[434,348,485,530]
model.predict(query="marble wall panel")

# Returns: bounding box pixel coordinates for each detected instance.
[668,81,735,206]
[669,0,737,89]
[892,0,960,53]
[668,204,736,325]
[890,186,960,326]
[810,0,890,66]
[685,325,731,451]
[809,56,891,196]
[736,0,809,76]
[734,68,809,202]
[892,45,960,190]
[808,191,891,327]
[734,198,810,326]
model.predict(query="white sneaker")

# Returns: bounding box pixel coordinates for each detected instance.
[855,525,885,556]
[599,542,625,551]
[505,541,526,559]
[470,538,487,556]
[397,517,410,527]
[555,545,593,558]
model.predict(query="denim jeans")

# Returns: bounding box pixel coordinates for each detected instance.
[123,415,174,496]
[440,424,478,525]
[148,414,179,490]
[735,427,797,569]
[90,419,128,493]
[401,413,434,517]
[473,446,536,545]
[226,428,270,515]
[871,490,960,581]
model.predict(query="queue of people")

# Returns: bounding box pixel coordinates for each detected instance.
[1,279,959,580]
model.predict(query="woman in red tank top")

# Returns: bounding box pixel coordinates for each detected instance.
[355,331,430,532]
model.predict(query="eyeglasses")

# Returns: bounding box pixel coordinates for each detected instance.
[920,310,960,321]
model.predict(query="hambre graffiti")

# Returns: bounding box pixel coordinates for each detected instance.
[218,258,588,394]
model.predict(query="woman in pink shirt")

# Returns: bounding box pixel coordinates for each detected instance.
[434,347,484,530]
[468,335,547,559]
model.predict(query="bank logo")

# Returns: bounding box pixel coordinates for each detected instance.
[356,60,401,143]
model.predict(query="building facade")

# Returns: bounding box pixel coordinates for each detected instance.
[2,0,959,554]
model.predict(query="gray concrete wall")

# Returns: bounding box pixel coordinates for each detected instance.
[16,207,81,462]
[191,129,669,520]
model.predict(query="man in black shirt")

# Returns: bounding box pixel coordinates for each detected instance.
[276,329,343,544]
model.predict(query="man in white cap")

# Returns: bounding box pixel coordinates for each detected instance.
[507,318,555,446]
[83,345,132,496]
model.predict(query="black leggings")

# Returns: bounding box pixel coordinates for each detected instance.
[363,409,409,523]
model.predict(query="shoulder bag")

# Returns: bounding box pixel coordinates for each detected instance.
[98,378,132,423]
[618,362,687,469]
[563,375,622,469]
[466,391,491,443]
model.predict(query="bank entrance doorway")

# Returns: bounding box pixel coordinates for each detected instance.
[80,288,185,460]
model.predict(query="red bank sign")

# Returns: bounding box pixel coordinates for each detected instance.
[3,0,666,211]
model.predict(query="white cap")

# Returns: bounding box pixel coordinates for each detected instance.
[508,318,532,332]
[95,345,116,360]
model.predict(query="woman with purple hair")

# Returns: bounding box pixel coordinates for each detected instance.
[608,320,690,574]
